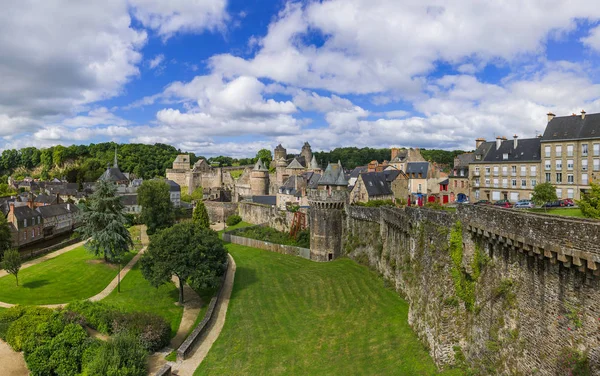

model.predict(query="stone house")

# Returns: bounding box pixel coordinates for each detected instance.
[469,135,541,202]
[449,153,474,202]
[350,172,393,203]
[36,203,79,238]
[540,111,600,200]
[7,203,43,247]
[121,194,141,214]
[277,172,320,210]
[388,147,426,171]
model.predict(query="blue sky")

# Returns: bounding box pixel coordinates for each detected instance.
[3,1,600,158]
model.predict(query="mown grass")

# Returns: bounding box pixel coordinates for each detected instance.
[195,244,462,376]
[102,263,183,338]
[0,246,136,305]
[128,225,144,251]
[527,207,585,218]
[220,221,252,234]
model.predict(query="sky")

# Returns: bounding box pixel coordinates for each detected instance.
[4,0,600,158]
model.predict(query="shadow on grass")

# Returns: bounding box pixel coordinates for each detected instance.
[22,279,50,289]
[230,266,258,299]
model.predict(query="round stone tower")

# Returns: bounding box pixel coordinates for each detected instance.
[308,161,349,261]
[274,144,287,162]
[250,159,269,196]
[301,142,312,165]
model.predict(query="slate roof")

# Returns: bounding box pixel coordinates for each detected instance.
[406,162,429,176]
[286,158,305,170]
[382,169,402,183]
[439,178,449,186]
[390,149,409,162]
[349,166,368,179]
[36,204,69,218]
[318,162,348,186]
[360,172,393,197]
[542,113,600,141]
[252,195,277,206]
[307,172,321,189]
[473,141,495,162]
[99,167,129,182]
[310,155,320,170]
[34,194,61,205]
[166,180,180,192]
[481,138,541,163]
[12,206,38,221]
[455,153,475,167]
[279,175,304,197]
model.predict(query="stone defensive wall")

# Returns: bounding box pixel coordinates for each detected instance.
[342,204,600,375]
[204,201,238,224]
[238,202,296,232]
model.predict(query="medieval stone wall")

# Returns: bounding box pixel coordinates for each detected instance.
[342,205,600,375]
[204,201,238,223]
[238,202,295,232]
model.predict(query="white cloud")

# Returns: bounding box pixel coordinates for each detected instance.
[148,54,165,69]
[210,1,600,96]
[129,0,228,39]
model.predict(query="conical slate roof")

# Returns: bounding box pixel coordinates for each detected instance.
[317,161,348,186]
[286,158,305,169]
[253,159,268,171]
[310,155,320,170]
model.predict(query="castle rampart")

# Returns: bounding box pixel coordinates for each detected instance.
[339,204,600,375]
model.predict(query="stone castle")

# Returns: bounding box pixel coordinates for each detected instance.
[166,142,322,202]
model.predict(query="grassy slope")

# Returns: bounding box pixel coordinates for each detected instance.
[102,263,184,338]
[0,246,136,305]
[527,207,584,217]
[195,244,462,376]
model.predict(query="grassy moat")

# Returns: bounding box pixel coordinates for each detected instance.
[195,243,462,375]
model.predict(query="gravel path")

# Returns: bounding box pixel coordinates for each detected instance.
[0,339,28,376]
[169,253,236,376]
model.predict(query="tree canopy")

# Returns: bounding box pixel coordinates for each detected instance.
[0,214,14,258]
[192,201,211,229]
[1,249,21,286]
[256,149,273,164]
[137,180,174,235]
[531,182,558,209]
[140,222,228,304]
[78,180,133,262]
[578,181,600,218]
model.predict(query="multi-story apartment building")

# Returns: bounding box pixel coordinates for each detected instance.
[469,136,541,202]
[540,111,600,200]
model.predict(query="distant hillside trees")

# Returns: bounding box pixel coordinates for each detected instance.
[313,147,467,170]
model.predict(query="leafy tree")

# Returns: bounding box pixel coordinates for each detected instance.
[53,145,66,168]
[84,332,147,376]
[40,148,53,170]
[78,180,133,262]
[137,180,174,235]
[256,149,273,164]
[531,182,558,211]
[140,222,227,304]
[193,201,211,228]
[578,181,600,219]
[0,211,13,259]
[1,249,21,286]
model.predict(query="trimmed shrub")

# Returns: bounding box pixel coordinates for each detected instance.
[112,311,170,352]
[226,214,242,226]
[84,332,148,376]
[296,229,310,248]
[65,300,115,334]
[25,323,90,376]
[5,306,54,351]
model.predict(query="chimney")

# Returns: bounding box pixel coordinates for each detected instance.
[581,110,586,120]
[56,193,60,204]
[496,136,502,150]
[501,136,507,141]
[475,138,486,149]
[547,112,555,123]
[391,148,399,161]
[513,134,518,149]
[8,202,14,218]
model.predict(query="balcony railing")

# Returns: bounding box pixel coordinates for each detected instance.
[502,184,508,188]
[493,172,499,176]
[474,182,480,187]
[530,172,537,177]
[473,171,480,176]
[493,184,499,188]
[511,172,517,177]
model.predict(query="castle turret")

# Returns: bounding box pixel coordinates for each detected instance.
[274,144,287,163]
[301,142,312,165]
[250,159,269,196]
[308,161,348,262]
[309,155,321,172]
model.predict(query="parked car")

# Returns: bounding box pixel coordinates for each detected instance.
[543,200,563,208]
[493,200,513,208]
[456,197,470,204]
[514,199,534,209]
[473,200,492,205]
[560,199,575,207]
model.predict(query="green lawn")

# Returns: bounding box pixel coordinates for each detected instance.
[527,207,585,217]
[195,244,462,376]
[103,263,183,337]
[221,221,252,234]
[0,246,136,305]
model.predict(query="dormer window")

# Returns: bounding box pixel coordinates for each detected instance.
[476,155,481,160]
[503,153,508,160]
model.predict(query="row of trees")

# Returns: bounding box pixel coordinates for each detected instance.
[313,147,466,170]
